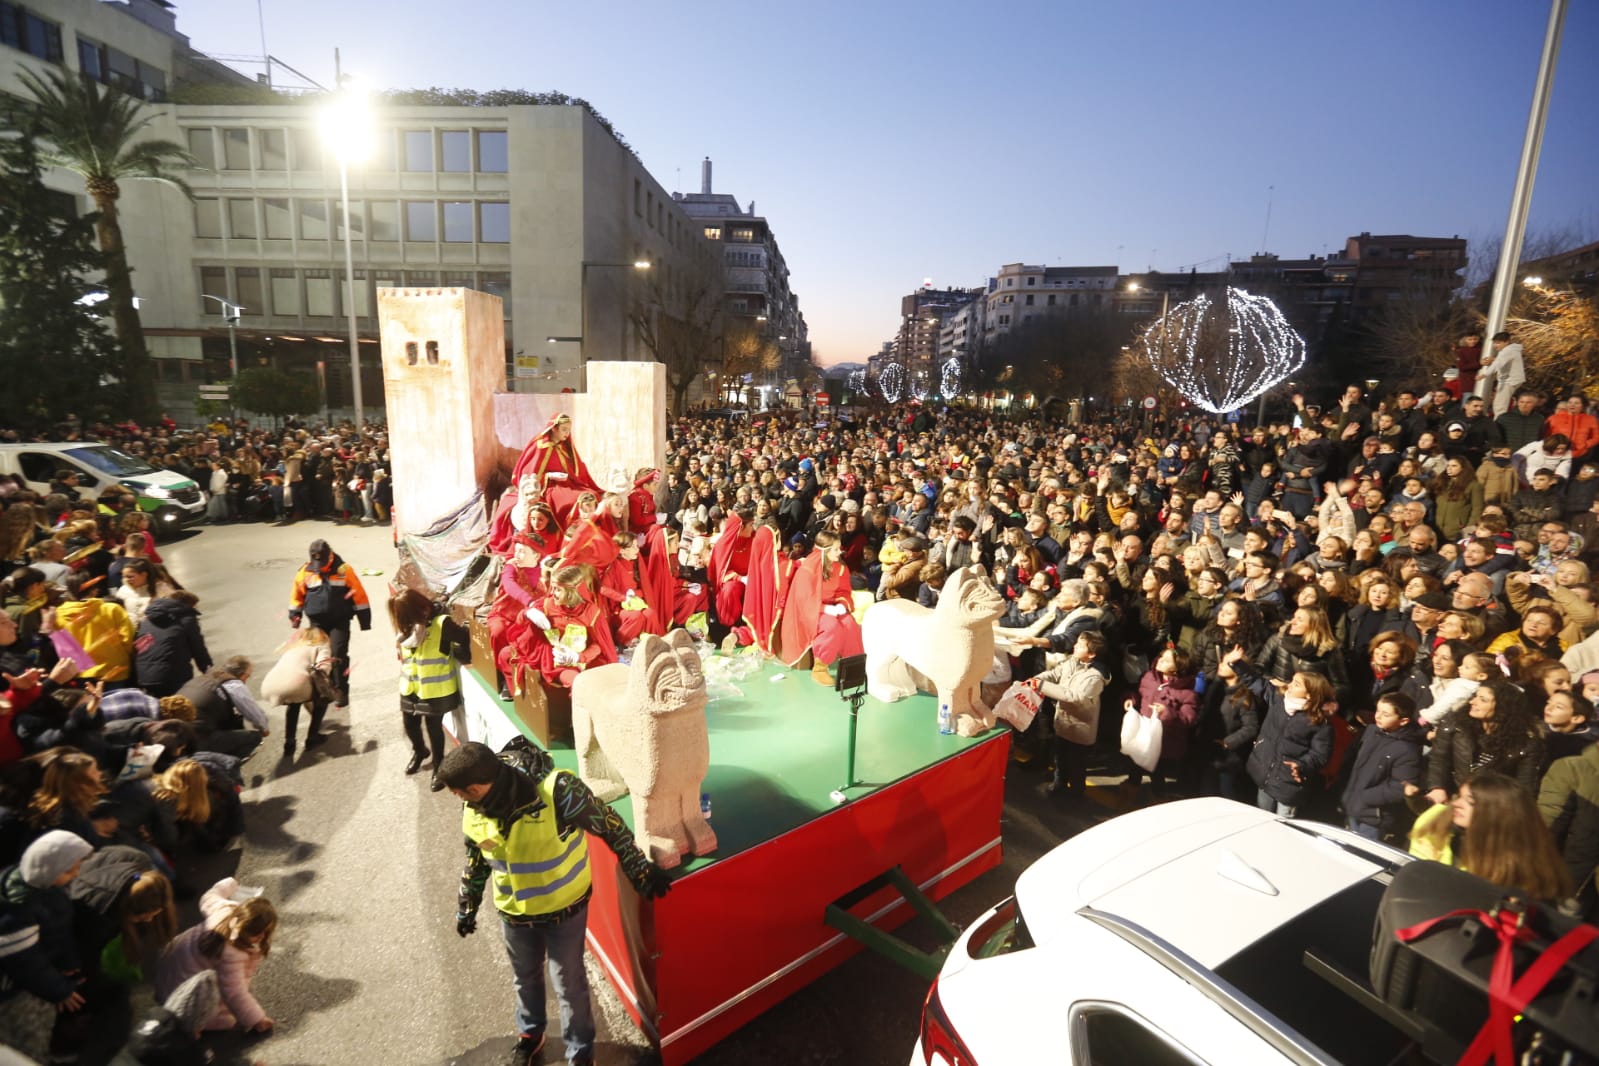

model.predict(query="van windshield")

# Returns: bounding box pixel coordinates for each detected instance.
[64,446,157,479]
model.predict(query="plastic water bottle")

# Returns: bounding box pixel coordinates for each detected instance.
[700,792,712,820]
[938,702,954,735]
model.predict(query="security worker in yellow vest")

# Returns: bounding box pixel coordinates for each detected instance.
[388,589,470,789]
[439,739,672,1066]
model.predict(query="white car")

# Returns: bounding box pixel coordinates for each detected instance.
[913,798,1424,1066]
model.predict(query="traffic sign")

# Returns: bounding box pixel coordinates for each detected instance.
[198,385,231,398]
[1142,396,1157,410]
[815,391,831,406]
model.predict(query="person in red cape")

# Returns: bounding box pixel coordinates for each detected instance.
[708,505,757,632]
[559,493,620,573]
[778,529,863,684]
[520,564,617,690]
[509,413,599,525]
[661,528,710,625]
[641,525,675,631]
[490,556,549,696]
[486,473,562,559]
[628,468,663,533]
[739,522,781,652]
[599,532,666,645]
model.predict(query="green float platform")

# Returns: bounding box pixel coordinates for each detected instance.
[452,655,1010,1063]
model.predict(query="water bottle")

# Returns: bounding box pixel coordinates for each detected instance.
[700,792,712,820]
[938,701,954,735]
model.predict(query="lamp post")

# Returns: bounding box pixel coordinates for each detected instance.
[564,259,650,392]
[200,294,242,420]
[318,85,373,430]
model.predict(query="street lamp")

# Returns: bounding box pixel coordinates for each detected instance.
[318,84,374,429]
[201,294,243,420]
[1523,275,1544,287]
[562,259,650,391]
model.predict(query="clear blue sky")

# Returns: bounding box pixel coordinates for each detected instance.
[176,0,1599,365]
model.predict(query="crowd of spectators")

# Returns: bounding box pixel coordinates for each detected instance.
[2,413,394,526]
[0,430,291,1063]
[645,379,1599,919]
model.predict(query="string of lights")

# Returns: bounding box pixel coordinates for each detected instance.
[941,358,963,401]
[1139,286,1304,413]
[878,363,907,404]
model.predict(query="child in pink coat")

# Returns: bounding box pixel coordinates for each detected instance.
[154,877,278,1033]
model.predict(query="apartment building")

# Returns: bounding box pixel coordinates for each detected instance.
[6,0,724,417]
[981,264,1119,348]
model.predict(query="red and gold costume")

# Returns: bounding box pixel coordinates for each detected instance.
[509,414,600,525]
[778,549,863,668]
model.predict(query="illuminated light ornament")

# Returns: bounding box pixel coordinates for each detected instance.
[911,366,934,401]
[848,369,866,395]
[1139,287,1305,413]
[878,363,907,404]
[941,358,963,400]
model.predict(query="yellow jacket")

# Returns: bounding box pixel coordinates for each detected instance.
[54,598,136,680]
[1407,802,1459,868]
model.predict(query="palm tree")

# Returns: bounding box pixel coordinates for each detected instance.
[16,69,194,422]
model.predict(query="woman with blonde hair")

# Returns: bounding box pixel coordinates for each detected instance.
[260,625,334,756]
[112,759,211,861]
[1254,606,1349,700]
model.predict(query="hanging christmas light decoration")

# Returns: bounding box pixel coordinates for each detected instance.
[941,358,963,400]
[911,365,934,401]
[878,363,907,404]
[848,369,866,395]
[1137,287,1305,413]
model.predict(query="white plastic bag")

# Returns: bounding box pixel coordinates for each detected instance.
[116,743,165,784]
[991,682,1042,731]
[1119,709,1163,773]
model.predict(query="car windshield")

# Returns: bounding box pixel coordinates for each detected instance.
[1214,877,1415,1064]
[64,446,157,479]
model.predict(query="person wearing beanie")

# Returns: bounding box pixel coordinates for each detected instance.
[0,831,91,1058]
[109,971,219,1066]
[438,738,673,1066]
[287,538,371,709]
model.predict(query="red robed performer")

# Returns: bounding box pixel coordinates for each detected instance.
[509,413,599,525]
[642,526,675,634]
[628,469,663,533]
[490,558,547,694]
[741,523,780,653]
[599,532,668,645]
[518,565,617,690]
[662,528,709,625]
[778,530,864,675]
[708,508,757,629]
[488,473,551,558]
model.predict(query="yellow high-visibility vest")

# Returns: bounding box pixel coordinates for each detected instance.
[399,615,459,700]
[462,770,591,917]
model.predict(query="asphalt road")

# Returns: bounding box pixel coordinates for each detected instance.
[161,520,1118,1066]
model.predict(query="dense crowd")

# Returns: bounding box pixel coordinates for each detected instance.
[480,372,1598,927]
[3,414,394,525]
[0,418,385,1063]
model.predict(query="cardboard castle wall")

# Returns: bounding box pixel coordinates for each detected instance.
[378,287,665,536]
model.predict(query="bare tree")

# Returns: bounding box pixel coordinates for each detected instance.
[1509,286,1599,396]
[630,268,723,415]
[719,321,780,402]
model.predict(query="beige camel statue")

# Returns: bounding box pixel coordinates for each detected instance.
[861,563,1006,736]
[571,628,717,869]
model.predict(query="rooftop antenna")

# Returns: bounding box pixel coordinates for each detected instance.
[1260,185,1275,254]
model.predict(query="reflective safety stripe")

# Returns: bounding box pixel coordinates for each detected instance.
[489,829,583,874]
[511,856,589,900]
[399,616,460,699]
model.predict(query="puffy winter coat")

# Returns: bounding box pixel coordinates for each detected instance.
[1132,669,1200,763]
[1340,722,1425,834]
[1239,663,1334,807]
[259,643,331,707]
[133,598,213,698]
[154,878,267,1031]
[54,597,135,680]
[1425,715,1545,797]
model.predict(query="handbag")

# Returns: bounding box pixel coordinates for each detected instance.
[1120,708,1163,772]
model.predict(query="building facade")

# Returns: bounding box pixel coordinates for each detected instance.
[7,0,727,420]
[980,264,1119,350]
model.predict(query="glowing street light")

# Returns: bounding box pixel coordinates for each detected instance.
[1523,275,1544,287]
[319,82,374,428]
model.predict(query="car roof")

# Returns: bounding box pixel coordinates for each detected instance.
[1017,798,1391,969]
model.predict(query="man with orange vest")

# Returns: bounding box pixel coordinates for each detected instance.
[288,539,370,707]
